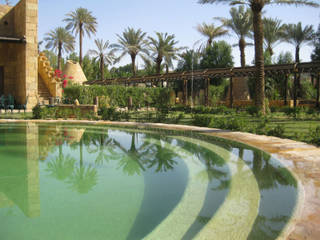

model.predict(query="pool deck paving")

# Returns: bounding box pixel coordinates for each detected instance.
[0,119,319,240]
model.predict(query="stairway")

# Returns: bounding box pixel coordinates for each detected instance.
[37,52,62,101]
[38,76,50,105]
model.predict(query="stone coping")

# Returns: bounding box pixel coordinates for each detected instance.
[0,119,319,240]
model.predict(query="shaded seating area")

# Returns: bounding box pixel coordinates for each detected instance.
[0,95,28,113]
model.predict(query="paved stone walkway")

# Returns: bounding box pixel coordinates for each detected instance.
[1,119,319,239]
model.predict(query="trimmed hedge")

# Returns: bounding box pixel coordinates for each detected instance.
[63,85,175,109]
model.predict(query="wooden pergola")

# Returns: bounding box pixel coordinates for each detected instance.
[87,61,320,107]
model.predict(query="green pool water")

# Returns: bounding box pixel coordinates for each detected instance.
[0,122,297,240]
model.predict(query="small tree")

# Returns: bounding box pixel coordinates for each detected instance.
[311,24,320,61]
[200,41,234,85]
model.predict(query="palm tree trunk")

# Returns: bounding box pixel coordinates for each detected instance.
[100,56,104,81]
[165,64,169,74]
[252,4,265,114]
[295,45,300,63]
[131,54,136,76]
[239,37,246,68]
[295,45,301,95]
[58,42,62,70]
[156,56,162,74]
[79,23,83,67]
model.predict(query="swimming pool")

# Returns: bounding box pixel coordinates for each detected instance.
[0,122,297,240]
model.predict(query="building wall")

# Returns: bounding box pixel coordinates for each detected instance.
[0,0,38,108]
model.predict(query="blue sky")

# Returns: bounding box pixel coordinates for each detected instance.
[11,0,320,67]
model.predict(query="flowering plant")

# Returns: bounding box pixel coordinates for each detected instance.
[54,69,74,90]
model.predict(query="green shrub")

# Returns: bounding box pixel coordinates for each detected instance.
[100,107,122,121]
[192,114,213,127]
[246,106,259,116]
[63,85,173,110]
[32,106,95,120]
[32,105,42,119]
[267,125,285,138]
[209,117,244,131]
[282,106,303,118]
[310,126,320,146]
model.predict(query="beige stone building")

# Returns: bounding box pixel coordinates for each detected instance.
[0,0,38,109]
[0,0,64,109]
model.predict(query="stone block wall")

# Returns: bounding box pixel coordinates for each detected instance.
[0,0,38,109]
[0,5,14,36]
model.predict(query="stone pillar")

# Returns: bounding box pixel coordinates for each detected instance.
[284,74,289,106]
[183,79,188,105]
[229,77,233,108]
[205,78,209,106]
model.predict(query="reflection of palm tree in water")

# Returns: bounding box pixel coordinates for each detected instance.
[67,138,98,194]
[248,148,297,240]
[145,136,179,173]
[46,144,76,181]
[114,133,148,176]
[177,141,229,189]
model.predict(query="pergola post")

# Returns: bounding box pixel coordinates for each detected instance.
[183,79,188,105]
[294,72,298,108]
[205,77,209,106]
[317,73,320,108]
[229,76,233,108]
[284,74,289,106]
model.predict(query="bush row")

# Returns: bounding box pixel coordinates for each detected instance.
[32,105,96,120]
[63,85,175,110]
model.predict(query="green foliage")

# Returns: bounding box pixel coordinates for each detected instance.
[300,80,317,99]
[200,41,233,86]
[192,114,213,127]
[32,105,96,120]
[63,85,173,110]
[246,105,260,116]
[99,107,121,121]
[209,80,228,105]
[311,24,320,61]
[110,64,133,78]
[177,50,201,72]
[282,106,303,118]
[267,125,285,138]
[309,126,320,145]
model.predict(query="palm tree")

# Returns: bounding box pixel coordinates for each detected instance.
[196,22,228,48]
[148,32,183,74]
[263,17,284,57]
[64,7,97,67]
[282,22,314,63]
[44,27,75,70]
[199,0,319,114]
[111,27,148,76]
[88,39,115,81]
[215,6,252,67]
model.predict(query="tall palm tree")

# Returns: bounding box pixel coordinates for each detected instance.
[64,7,97,67]
[263,17,284,57]
[111,27,148,76]
[282,22,314,63]
[196,22,228,48]
[199,0,319,114]
[148,32,183,74]
[215,6,252,67]
[88,39,114,81]
[44,27,75,70]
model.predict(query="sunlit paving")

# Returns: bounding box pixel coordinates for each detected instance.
[0,0,319,239]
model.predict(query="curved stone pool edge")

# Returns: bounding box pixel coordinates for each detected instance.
[1,119,319,240]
